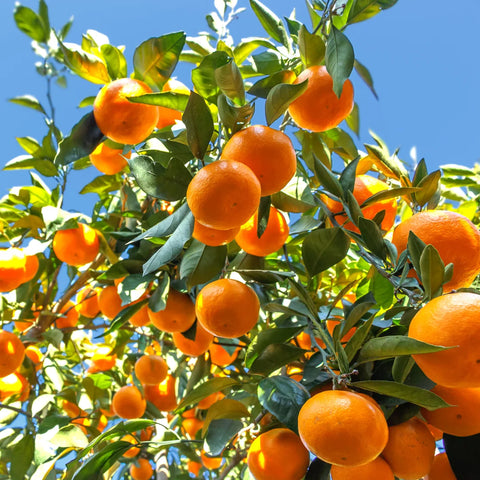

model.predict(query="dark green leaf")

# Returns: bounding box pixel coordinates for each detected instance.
[339,157,359,194]
[256,196,271,238]
[407,231,427,280]
[9,95,46,114]
[249,0,290,47]
[347,0,399,25]
[142,212,195,275]
[314,155,343,197]
[298,25,325,67]
[128,155,192,201]
[358,217,388,260]
[148,274,170,313]
[250,344,305,376]
[419,244,445,300]
[214,59,245,105]
[325,26,354,97]
[183,92,214,159]
[176,377,240,410]
[302,227,350,277]
[14,5,48,42]
[203,399,249,434]
[133,32,186,90]
[258,376,310,433]
[392,355,416,384]
[10,433,34,480]
[444,433,480,480]
[352,380,450,411]
[265,80,308,126]
[344,313,376,362]
[354,59,378,99]
[204,419,243,456]
[100,299,148,337]
[357,335,448,364]
[180,240,226,288]
[55,112,103,165]
[100,44,128,80]
[412,158,428,186]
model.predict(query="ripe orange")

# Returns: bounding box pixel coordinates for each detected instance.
[197,391,225,410]
[209,342,241,367]
[408,292,480,388]
[134,355,168,385]
[188,460,202,477]
[23,254,39,283]
[98,285,124,320]
[147,289,196,333]
[182,416,203,439]
[425,423,444,441]
[121,433,140,458]
[201,450,223,470]
[93,78,159,145]
[381,417,435,480]
[156,78,189,129]
[173,323,214,357]
[391,210,480,292]
[52,223,100,267]
[129,304,151,327]
[25,345,43,370]
[220,125,297,196]
[196,278,260,338]
[89,142,131,175]
[247,428,310,480]
[0,248,28,292]
[420,385,480,437]
[129,458,153,480]
[89,346,116,373]
[324,174,397,234]
[192,220,240,247]
[297,390,388,466]
[112,385,146,419]
[143,374,177,411]
[56,301,79,329]
[0,372,30,402]
[288,65,354,132]
[330,456,395,480]
[76,286,101,318]
[235,206,289,257]
[186,160,261,230]
[425,452,456,480]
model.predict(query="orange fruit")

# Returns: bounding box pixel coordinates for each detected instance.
[89,346,116,373]
[98,285,123,320]
[420,385,480,437]
[0,330,25,377]
[156,78,189,129]
[209,342,241,367]
[0,248,28,292]
[391,210,480,292]
[129,304,151,327]
[197,391,225,410]
[196,278,260,338]
[23,254,39,283]
[381,417,435,480]
[315,318,357,349]
[324,174,397,234]
[0,372,29,402]
[144,374,177,411]
[112,385,146,419]
[297,390,388,466]
[25,345,43,370]
[173,323,214,357]
[247,428,310,480]
[201,450,222,470]
[89,142,130,175]
[186,160,261,230]
[76,286,101,318]
[62,399,85,418]
[330,456,395,480]
[220,125,297,196]
[425,423,444,441]
[140,426,155,441]
[187,460,202,477]
[192,220,240,247]
[134,355,168,385]
[52,223,100,267]
[56,301,79,329]
[93,78,159,145]
[129,458,153,480]
[425,452,457,480]
[235,206,289,257]
[121,434,140,458]
[408,292,480,388]
[182,416,204,439]
[147,289,196,333]
[288,65,354,132]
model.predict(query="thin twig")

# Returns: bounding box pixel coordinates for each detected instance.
[217,450,247,480]
[0,402,32,418]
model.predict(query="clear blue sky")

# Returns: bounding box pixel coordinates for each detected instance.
[1,0,480,211]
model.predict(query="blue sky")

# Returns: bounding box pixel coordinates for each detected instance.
[1,0,480,210]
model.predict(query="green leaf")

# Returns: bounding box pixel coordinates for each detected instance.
[344,313,376,362]
[256,196,271,238]
[258,376,310,433]
[183,92,214,159]
[100,44,128,80]
[321,127,358,161]
[419,244,445,300]
[314,156,343,198]
[413,170,441,207]
[101,299,148,337]
[234,37,276,64]
[133,32,186,91]
[354,59,378,99]
[142,212,195,275]
[407,231,427,279]
[347,0,399,25]
[203,399,249,434]
[214,59,245,105]
[358,217,388,260]
[204,419,243,456]
[360,187,420,207]
[247,70,296,99]
[79,175,123,195]
[176,377,240,410]
[51,425,89,448]
[352,380,449,411]
[249,0,289,47]
[302,228,350,277]
[128,155,192,201]
[339,157,359,194]
[14,5,49,42]
[357,335,448,364]
[298,25,325,67]
[9,95,46,115]
[128,91,190,111]
[192,51,230,102]
[392,355,416,384]
[10,434,34,480]
[325,26,354,98]
[265,80,308,126]
[346,102,360,136]
[180,240,226,288]
[369,271,394,309]
[55,112,104,165]
[217,94,255,134]
[4,155,58,177]
[249,343,305,376]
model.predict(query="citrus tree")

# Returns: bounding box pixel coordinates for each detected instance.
[1,1,479,479]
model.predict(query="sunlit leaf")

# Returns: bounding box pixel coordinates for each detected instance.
[325,26,354,97]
